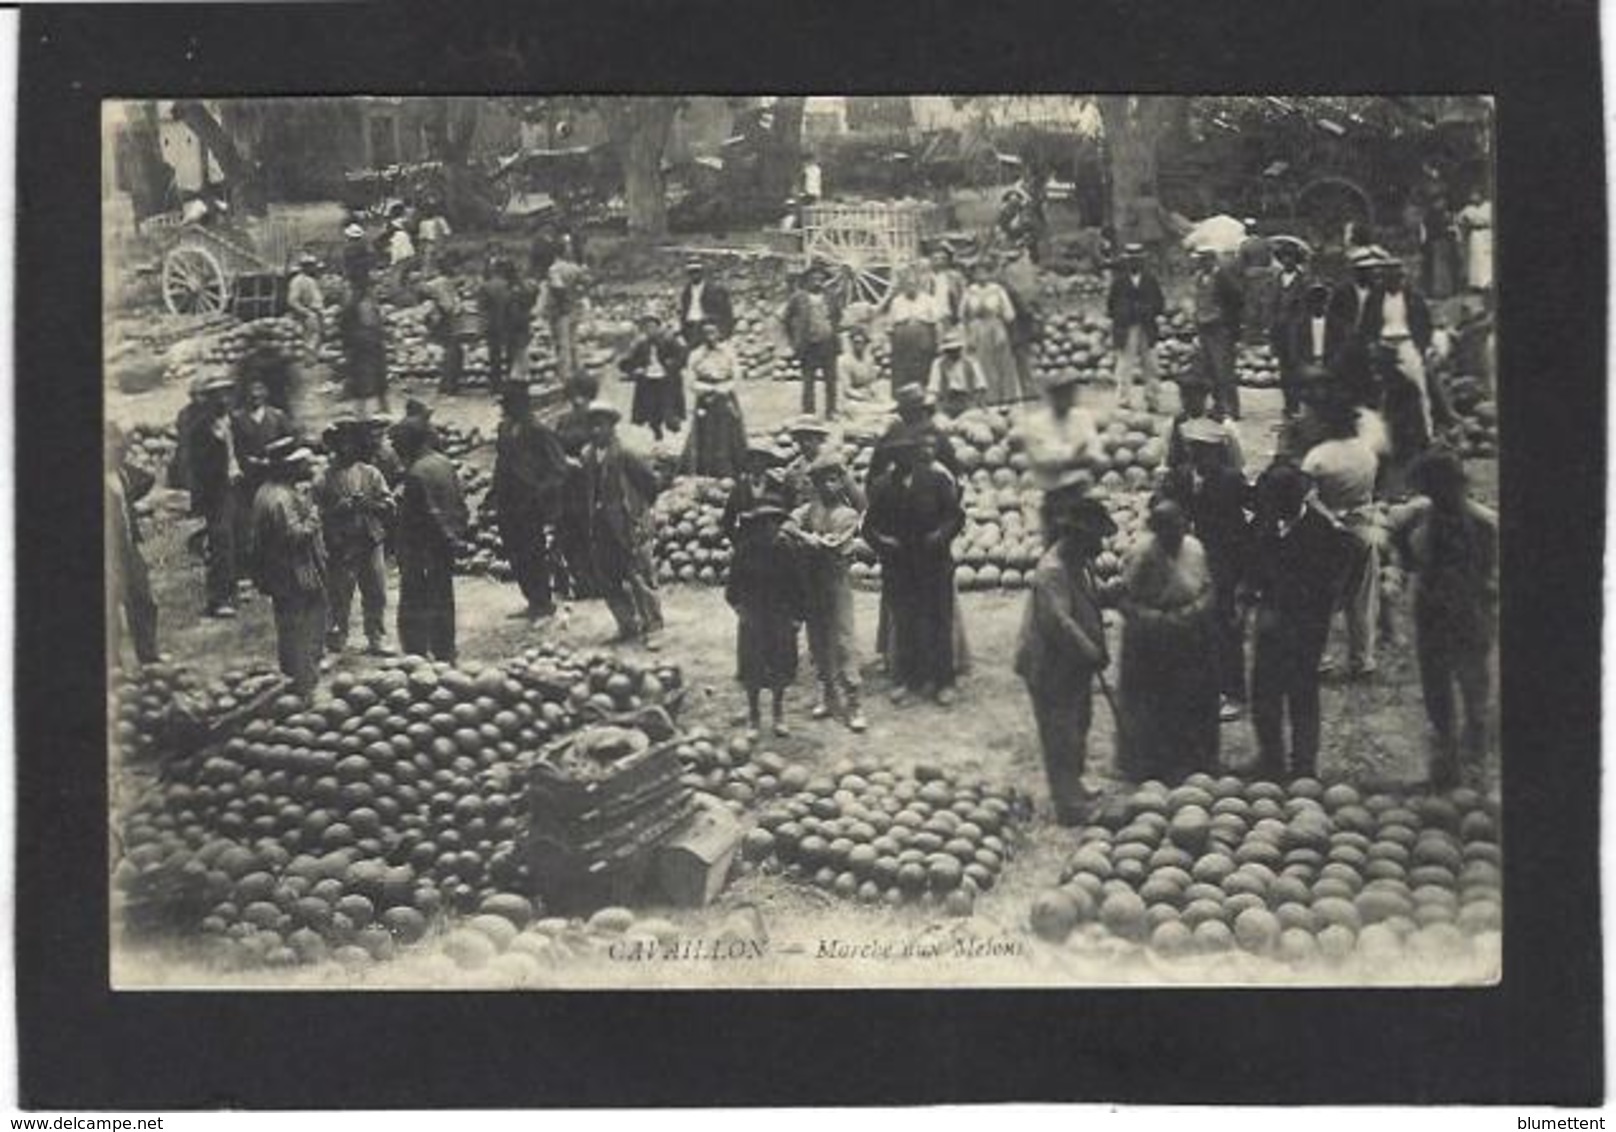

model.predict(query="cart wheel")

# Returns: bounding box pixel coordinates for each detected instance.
[162,245,231,315]
[822,260,894,310]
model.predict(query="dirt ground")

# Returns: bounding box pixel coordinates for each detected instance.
[106,313,1501,988]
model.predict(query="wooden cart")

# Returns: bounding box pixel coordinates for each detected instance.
[147,212,295,319]
[798,200,943,308]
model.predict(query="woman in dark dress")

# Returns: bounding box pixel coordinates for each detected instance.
[622,312,687,442]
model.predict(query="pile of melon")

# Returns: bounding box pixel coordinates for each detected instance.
[122,423,179,482]
[1439,373,1498,459]
[112,661,286,765]
[1028,774,1502,969]
[165,315,315,390]
[675,731,795,815]
[652,477,735,586]
[1030,311,1114,388]
[1238,342,1282,389]
[113,644,684,971]
[739,759,1029,916]
[417,903,698,982]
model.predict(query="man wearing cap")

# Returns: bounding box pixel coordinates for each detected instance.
[723,444,802,736]
[287,253,325,359]
[1022,369,1100,493]
[493,382,569,622]
[250,438,329,695]
[1014,488,1112,823]
[539,243,589,383]
[189,375,245,617]
[622,312,688,443]
[677,260,734,346]
[783,270,842,418]
[1372,257,1436,442]
[1242,462,1355,780]
[784,451,867,733]
[1325,246,1383,366]
[106,423,163,667]
[1106,243,1166,411]
[581,401,664,647]
[316,417,395,656]
[1268,240,1313,417]
[784,416,865,510]
[1191,248,1245,421]
[391,418,469,662]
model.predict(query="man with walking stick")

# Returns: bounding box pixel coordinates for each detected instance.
[1014,485,1115,825]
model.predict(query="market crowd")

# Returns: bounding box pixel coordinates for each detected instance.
[109,195,1497,826]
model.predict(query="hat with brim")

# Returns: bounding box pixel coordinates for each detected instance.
[298,252,321,268]
[1121,243,1146,258]
[786,415,831,439]
[265,437,315,470]
[1048,492,1118,538]
[344,223,365,239]
[685,259,704,272]
[808,451,846,477]
[741,504,789,523]
[1179,417,1229,446]
[322,415,365,444]
[743,442,788,466]
[585,400,622,422]
[939,330,965,351]
[199,375,236,395]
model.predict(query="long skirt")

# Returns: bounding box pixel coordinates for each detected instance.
[888,321,936,392]
[1116,612,1221,783]
[880,548,957,690]
[681,392,748,478]
[631,377,685,434]
[877,583,970,675]
[965,317,1023,404]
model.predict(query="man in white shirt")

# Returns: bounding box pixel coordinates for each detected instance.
[1301,393,1382,678]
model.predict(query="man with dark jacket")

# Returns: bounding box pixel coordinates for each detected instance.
[231,377,295,580]
[581,401,664,646]
[1268,242,1314,417]
[783,271,842,417]
[478,260,514,387]
[1106,244,1166,412]
[677,260,735,345]
[392,418,469,662]
[1243,462,1354,779]
[189,375,244,617]
[492,382,569,621]
[1191,249,1245,421]
[316,418,395,655]
[250,438,329,695]
[1324,246,1382,366]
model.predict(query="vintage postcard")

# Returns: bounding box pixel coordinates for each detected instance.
[103,93,1501,991]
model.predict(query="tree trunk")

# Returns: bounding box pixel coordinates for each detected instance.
[424,99,490,229]
[758,97,806,213]
[171,99,265,214]
[605,99,680,237]
[1097,95,1175,243]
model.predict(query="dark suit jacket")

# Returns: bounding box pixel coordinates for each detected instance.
[1247,506,1353,647]
[493,414,568,516]
[678,281,735,340]
[1268,271,1311,358]
[188,414,236,516]
[1324,283,1378,363]
[582,439,660,577]
[231,406,294,480]
[1107,271,1166,342]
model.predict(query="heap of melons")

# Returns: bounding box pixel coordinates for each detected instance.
[111,662,282,764]
[123,423,179,481]
[1030,310,1114,388]
[113,644,683,971]
[1237,343,1282,388]
[652,477,734,586]
[740,759,1029,916]
[1028,774,1502,969]
[674,730,794,815]
[1439,373,1497,459]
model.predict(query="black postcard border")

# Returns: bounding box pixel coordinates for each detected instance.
[14,0,1605,1108]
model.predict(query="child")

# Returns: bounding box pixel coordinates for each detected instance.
[1167,377,1243,475]
[723,445,801,736]
[784,453,867,732]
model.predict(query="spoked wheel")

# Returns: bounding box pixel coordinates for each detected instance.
[817,257,895,310]
[162,245,231,315]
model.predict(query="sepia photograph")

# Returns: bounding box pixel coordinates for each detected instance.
[96,91,1506,991]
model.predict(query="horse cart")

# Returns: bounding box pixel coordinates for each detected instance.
[798,200,943,308]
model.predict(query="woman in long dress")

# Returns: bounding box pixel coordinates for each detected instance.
[681,323,748,478]
[1456,190,1494,292]
[1117,499,1221,782]
[959,260,1023,405]
[885,271,938,393]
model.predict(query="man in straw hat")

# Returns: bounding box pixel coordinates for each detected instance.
[1325,245,1384,366]
[925,328,987,418]
[1106,242,1166,412]
[287,252,325,358]
[722,442,801,736]
[783,414,864,510]
[1014,487,1114,823]
[250,436,329,694]
[316,416,395,656]
[341,221,373,290]
[1268,237,1315,417]
[492,381,568,622]
[784,450,868,733]
[391,417,468,663]
[188,373,245,618]
[580,400,664,647]
[868,383,959,484]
